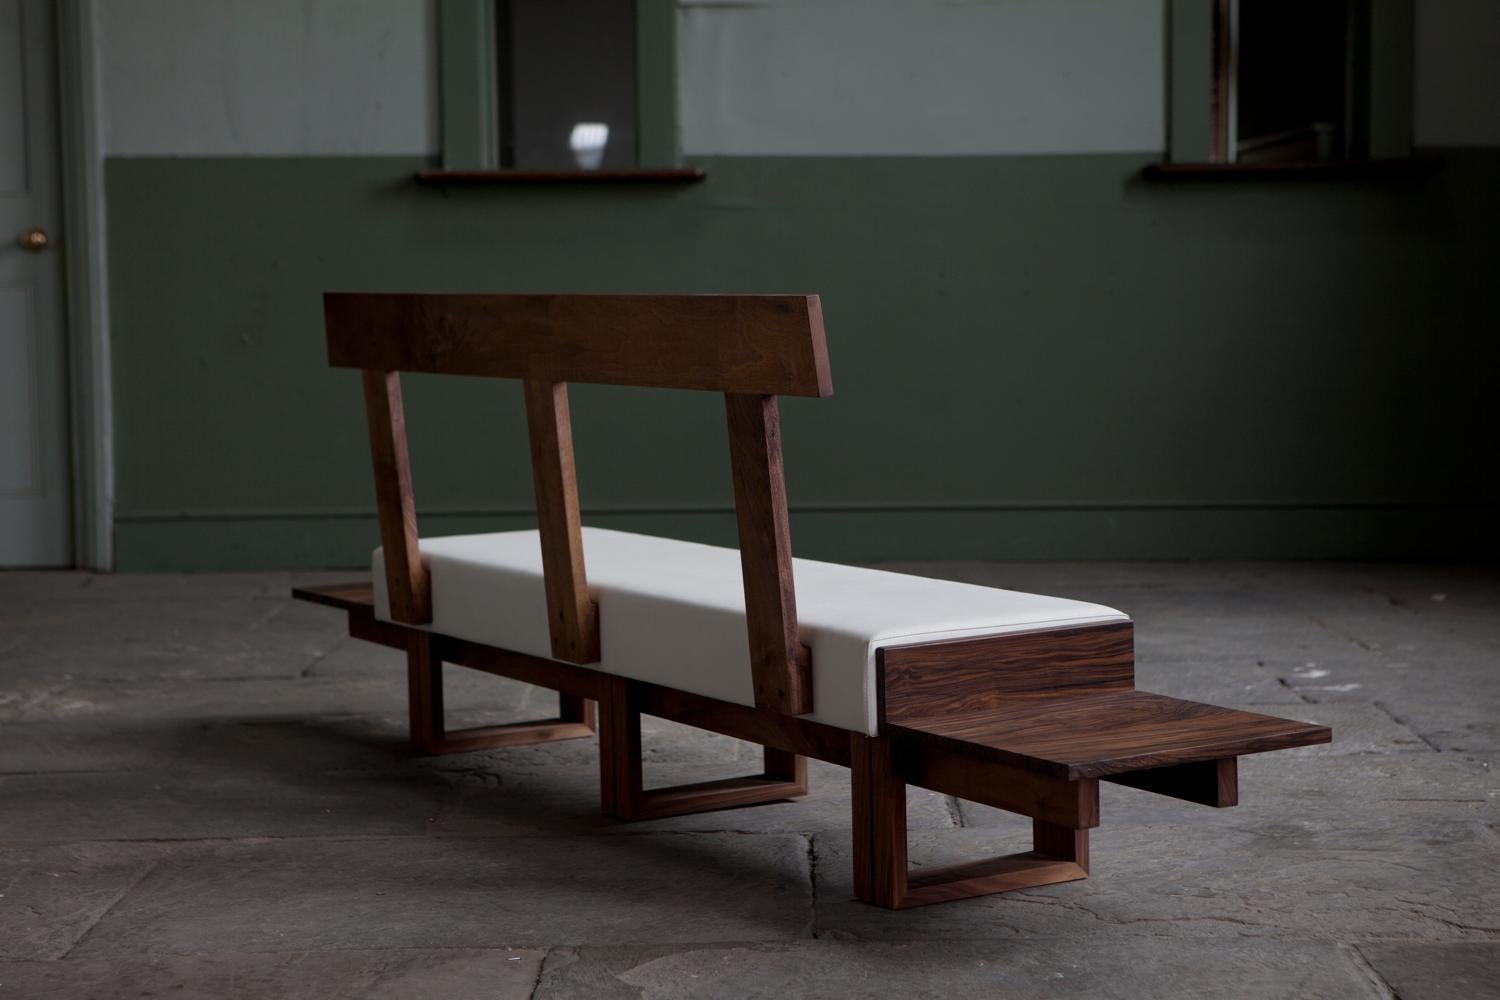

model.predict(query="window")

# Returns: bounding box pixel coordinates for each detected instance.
[499,0,637,170]
[1166,0,1414,169]
[1219,0,1354,163]
[426,0,695,181]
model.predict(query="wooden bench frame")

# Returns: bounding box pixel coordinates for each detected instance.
[298,292,1331,910]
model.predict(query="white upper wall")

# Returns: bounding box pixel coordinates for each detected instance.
[97,0,437,156]
[677,0,1166,156]
[1414,0,1500,147]
[90,0,1497,158]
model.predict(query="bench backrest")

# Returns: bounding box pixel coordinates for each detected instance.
[324,292,832,716]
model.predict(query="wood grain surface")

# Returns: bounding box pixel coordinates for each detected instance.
[523,379,600,664]
[361,371,430,624]
[325,293,832,397]
[890,689,1330,779]
[880,621,1134,721]
[725,392,811,714]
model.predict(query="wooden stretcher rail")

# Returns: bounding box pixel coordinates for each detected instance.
[1108,758,1239,808]
[293,581,1323,796]
[300,583,849,765]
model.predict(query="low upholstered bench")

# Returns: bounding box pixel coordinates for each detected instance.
[295,292,1330,909]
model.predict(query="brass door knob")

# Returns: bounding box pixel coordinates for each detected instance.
[18,227,49,251]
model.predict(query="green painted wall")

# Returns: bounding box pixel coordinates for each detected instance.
[106,153,1499,569]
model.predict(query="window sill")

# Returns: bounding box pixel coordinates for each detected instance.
[416,167,706,186]
[1140,158,1441,182]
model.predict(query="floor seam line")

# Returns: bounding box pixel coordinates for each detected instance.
[56,853,164,960]
[1344,944,1400,1000]
[1371,700,1443,753]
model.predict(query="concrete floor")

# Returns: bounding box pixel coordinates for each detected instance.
[0,563,1496,999]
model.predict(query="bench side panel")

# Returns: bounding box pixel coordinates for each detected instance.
[878,621,1135,724]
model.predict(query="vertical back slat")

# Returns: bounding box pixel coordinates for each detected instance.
[362,370,431,624]
[524,379,601,664]
[725,392,813,715]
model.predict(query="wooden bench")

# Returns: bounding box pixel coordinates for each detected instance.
[294,292,1331,909]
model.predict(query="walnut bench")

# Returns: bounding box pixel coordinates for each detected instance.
[294,292,1330,910]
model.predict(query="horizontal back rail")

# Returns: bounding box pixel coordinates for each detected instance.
[325,293,832,397]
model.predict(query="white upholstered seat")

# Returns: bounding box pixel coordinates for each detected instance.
[374,528,1127,735]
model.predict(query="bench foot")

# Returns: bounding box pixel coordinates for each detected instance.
[599,677,809,820]
[852,734,1089,909]
[406,634,596,755]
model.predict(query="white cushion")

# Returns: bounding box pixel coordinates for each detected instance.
[374,528,1128,735]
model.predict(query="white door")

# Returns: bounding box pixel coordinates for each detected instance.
[0,0,71,566]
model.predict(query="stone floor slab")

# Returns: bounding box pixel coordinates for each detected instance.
[71,833,812,956]
[3,562,1498,997]
[534,938,1379,1000]
[0,842,168,960]
[0,948,545,1000]
[813,811,1500,943]
[0,766,448,844]
[1357,941,1500,1000]
[0,667,534,725]
[431,758,956,838]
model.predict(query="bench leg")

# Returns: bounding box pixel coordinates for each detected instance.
[850,734,1090,909]
[404,633,596,755]
[598,676,809,820]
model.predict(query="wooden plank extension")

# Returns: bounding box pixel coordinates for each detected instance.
[888,690,1330,780]
[291,581,376,611]
[876,617,1311,811]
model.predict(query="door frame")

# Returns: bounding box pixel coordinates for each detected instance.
[55,0,111,570]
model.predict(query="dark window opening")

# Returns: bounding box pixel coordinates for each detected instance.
[1213,0,1369,164]
[497,0,639,171]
